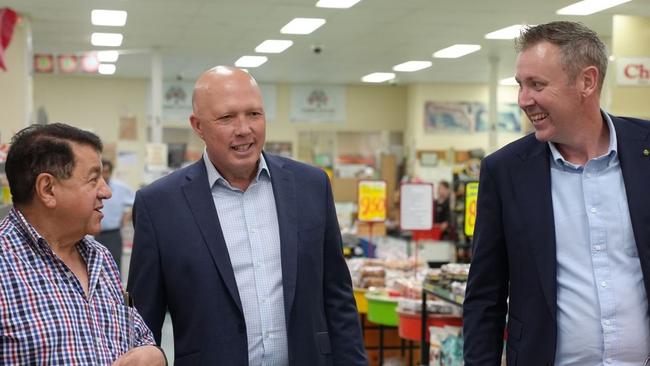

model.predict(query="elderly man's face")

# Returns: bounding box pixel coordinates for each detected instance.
[191,70,266,186]
[55,143,112,237]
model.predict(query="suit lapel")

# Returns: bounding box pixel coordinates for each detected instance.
[613,117,650,291]
[512,140,557,320]
[181,161,243,314]
[265,153,299,323]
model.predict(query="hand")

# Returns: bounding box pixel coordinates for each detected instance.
[112,345,166,366]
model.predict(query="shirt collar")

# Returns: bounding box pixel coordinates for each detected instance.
[202,149,270,190]
[9,207,93,254]
[548,110,618,169]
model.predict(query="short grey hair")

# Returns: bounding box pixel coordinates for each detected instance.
[515,21,608,90]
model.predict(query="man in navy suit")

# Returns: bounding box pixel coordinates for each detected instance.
[463,21,650,365]
[127,66,367,365]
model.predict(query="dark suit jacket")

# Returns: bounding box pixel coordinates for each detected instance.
[127,153,367,366]
[463,115,650,366]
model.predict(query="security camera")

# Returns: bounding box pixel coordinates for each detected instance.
[311,45,323,54]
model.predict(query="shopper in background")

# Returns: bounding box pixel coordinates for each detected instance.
[434,180,451,239]
[94,158,135,272]
[0,123,165,365]
[128,66,367,365]
[464,21,650,365]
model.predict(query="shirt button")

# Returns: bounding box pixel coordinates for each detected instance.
[601,281,607,288]
[603,319,611,326]
[586,173,591,178]
[594,245,601,251]
[590,207,597,213]
[606,358,613,363]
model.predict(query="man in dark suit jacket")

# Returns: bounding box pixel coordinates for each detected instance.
[127,66,367,366]
[463,22,650,365]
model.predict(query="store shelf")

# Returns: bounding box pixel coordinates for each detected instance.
[423,282,464,307]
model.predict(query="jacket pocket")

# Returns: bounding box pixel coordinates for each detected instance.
[316,331,332,354]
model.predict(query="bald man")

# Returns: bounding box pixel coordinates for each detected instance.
[127,66,367,366]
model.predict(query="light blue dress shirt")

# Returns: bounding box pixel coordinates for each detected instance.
[203,152,289,366]
[100,178,135,230]
[551,113,650,365]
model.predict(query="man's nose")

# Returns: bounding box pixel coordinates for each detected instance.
[99,178,112,200]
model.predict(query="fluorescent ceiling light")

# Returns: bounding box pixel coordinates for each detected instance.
[281,18,326,34]
[499,77,519,86]
[485,24,533,40]
[97,50,119,62]
[91,33,123,47]
[235,55,268,68]
[255,40,293,53]
[392,61,432,72]
[91,9,127,26]
[433,44,481,58]
[556,0,631,15]
[98,64,116,75]
[361,72,395,83]
[316,0,362,8]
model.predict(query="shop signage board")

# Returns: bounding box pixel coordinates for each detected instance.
[357,180,387,222]
[399,182,433,231]
[464,181,479,237]
[616,57,650,86]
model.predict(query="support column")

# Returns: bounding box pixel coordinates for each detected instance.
[487,56,499,153]
[150,50,163,143]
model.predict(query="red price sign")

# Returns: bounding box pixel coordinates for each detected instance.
[357,180,387,222]
[464,181,479,237]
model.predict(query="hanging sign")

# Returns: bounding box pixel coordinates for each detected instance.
[400,182,433,231]
[357,180,387,222]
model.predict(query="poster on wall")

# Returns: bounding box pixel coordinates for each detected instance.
[424,101,479,133]
[290,85,346,123]
[160,82,276,123]
[474,103,522,133]
[264,141,292,158]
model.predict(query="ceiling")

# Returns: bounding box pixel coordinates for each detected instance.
[5,0,650,85]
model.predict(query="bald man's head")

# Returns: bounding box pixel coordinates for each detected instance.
[191,66,259,113]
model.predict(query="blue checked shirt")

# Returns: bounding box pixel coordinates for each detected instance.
[204,152,289,366]
[0,208,156,365]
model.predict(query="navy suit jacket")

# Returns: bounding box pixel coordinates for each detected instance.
[463,115,650,366]
[127,153,367,366]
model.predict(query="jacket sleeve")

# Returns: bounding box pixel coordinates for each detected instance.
[322,175,369,366]
[127,191,168,345]
[463,157,509,365]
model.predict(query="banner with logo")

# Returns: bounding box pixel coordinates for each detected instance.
[616,57,650,86]
[290,85,346,123]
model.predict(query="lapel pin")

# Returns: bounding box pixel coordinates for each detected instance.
[644,149,650,157]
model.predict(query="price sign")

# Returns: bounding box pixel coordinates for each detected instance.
[400,182,433,231]
[464,181,479,237]
[357,180,387,222]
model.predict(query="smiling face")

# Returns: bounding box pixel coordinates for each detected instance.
[190,67,265,188]
[515,41,583,144]
[55,143,112,237]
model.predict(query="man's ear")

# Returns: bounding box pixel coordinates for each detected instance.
[189,114,204,140]
[580,65,599,98]
[34,173,57,208]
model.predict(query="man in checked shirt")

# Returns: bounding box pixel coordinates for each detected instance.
[0,123,166,365]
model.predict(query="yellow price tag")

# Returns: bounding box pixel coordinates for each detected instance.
[357,180,387,222]
[464,182,479,237]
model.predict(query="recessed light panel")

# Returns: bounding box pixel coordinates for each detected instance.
[97,50,119,62]
[281,18,326,35]
[235,56,268,68]
[361,72,395,83]
[556,0,631,15]
[91,33,123,47]
[392,61,432,72]
[98,64,116,75]
[255,40,294,53]
[91,10,127,26]
[485,24,532,40]
[433,44,481,58]
[316,0,362,9]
